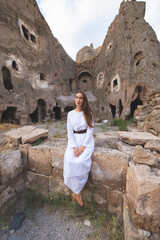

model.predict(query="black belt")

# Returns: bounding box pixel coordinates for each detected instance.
[73,129,87,134]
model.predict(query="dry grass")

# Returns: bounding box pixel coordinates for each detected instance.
[0,123,18,131]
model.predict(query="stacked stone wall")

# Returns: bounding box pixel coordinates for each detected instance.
[0,127,160,239]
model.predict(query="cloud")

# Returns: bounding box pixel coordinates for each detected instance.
[37,0,160,60]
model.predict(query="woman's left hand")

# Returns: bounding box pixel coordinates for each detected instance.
[78,145,85,155]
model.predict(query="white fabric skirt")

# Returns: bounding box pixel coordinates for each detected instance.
[64,173,88,194]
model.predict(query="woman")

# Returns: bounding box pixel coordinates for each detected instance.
[63,91,94,206]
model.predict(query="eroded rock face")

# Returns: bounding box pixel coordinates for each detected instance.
[123,196,153,240]
[117,131,160,145]
[28,145,52,176]
[76,44,100,63]
[133,145,159,166]
[0,150,23,184]
[0,0,75,125]
[126,163,160,232]
[92,0,160,120]
[91,147,129,191]
[3,126,48,146]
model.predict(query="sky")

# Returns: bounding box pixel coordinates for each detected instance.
[36,0,160,60]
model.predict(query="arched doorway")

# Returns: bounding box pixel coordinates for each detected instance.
[110,104,116,118]
[1,107,18,124]
[53,106,61,120]
[2,67,13,91]
[130,86,143,117]
[37,99,46,122]
[30,99,46,123]
[118,99,123,117]
[78,72,93,91]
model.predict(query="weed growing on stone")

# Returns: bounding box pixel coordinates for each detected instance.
[32,139,44,146]
[111,118,136,131]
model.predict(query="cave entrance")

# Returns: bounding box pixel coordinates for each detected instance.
[30,108,38,123]
[110,104,116,118]
[119,99,123,117]
[53,106,61,120]
[130,95,142,117]
[2,67,13,91]
[30,99,46,123]
[37,99,46,122]
[1,107,18,124]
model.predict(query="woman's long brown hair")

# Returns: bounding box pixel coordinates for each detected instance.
[75,91,95,128]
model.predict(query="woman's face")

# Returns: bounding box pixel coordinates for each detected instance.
[75,92,84,108]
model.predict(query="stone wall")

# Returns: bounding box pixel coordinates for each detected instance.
[1,127,160,239]
[134,91,160,137]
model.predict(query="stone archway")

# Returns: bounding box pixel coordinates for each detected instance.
[37,99,46,122]
[2,66,13,92]
[110,104,116,118]
[130,86,143,117]
[30,99,46,123]
[78,72,93,91]
[118,99,123,117]
[1,107,18,124]
[53,106,61,120]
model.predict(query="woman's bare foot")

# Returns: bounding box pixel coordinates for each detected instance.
[73,193,76,201]
[75,193,83,206]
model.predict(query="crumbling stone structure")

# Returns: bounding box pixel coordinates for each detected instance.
[76,0,160,121]
[0,0,75,125]
[1,127,160,239]
[1,0,160,124]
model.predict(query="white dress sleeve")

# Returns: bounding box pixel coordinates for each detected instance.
[82,126,94,148]
[82,117,94,148]
[67,113,77,148]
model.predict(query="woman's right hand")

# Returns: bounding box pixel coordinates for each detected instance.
[74,147,79,157]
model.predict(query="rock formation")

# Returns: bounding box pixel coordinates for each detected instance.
[0,0,75,125]
[92,0,160,120]
[1,0,160,124]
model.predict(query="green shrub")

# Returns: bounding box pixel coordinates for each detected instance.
[111,118,136,131]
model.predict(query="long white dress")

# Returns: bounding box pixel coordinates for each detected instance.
[63,109,94,194]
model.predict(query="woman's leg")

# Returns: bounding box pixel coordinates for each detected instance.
[75,192,83,206]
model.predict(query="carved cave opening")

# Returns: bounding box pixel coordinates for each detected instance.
[22,24,29,40]
[30,99,46,123]
[1,107,18,124]
[40,73,45,80]
[134,51,143,66]
[113,79,118,87]
[2,66,13,91]
[130,95,142,117]
[119,99,123,117]
[30,33,36,44]
[30,108,38,123]
[78,72,92,91]
[110,104,116,118]
[12,60,18,71]
[53,106,61,120]
[130,85,143,117]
